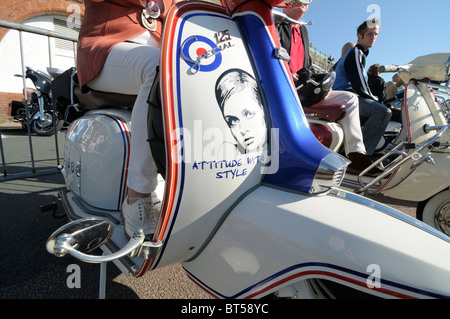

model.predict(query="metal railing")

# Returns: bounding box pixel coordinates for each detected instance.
[310,45,335,72]
[0,19,78,182]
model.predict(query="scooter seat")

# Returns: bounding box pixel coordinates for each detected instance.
[74,87,136,110]
[302,103,346,122]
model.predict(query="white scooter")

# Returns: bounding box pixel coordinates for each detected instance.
[340,54,450,235]
[46,0,450,299]
[302,52,450,235]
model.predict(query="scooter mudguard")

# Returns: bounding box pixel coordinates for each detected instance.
[183,187,450,299]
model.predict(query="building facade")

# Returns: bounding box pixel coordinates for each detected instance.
[0,0,84,123]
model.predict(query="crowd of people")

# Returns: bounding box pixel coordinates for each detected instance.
[76,0,404,239]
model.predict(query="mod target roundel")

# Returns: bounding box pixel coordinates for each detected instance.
[181,35,222,72]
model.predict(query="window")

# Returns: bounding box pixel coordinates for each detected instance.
[53,17,79,58]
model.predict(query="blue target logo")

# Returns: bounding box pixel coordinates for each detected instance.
[180,35,222,73]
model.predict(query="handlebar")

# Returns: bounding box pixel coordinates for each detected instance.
[383,90,405,105]
[379,65,400,73]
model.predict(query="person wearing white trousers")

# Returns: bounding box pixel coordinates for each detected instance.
[320,90,365,156]
[319,90,381,175]
[87,33,160,238]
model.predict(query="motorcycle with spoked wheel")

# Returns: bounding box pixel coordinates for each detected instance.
[12,66,64,136]
[46,0,450,299]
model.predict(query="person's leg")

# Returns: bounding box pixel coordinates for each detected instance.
[88,42,160,237]
[321,91,381,175]
[89,42,160,193]
[358,97,392,155]
[322,90,365,155]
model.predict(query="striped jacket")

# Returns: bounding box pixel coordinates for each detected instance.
[332,44,377,101]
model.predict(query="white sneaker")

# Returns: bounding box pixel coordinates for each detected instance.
[151,193,162,221]
[121,196,157,239]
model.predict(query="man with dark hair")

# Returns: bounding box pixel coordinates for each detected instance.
[333,20,391,156]
[277,5,381,175]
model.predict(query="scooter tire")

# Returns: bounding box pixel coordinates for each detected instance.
[417,189,450,236]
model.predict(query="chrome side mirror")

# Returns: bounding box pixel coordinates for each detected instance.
[47,217,161,263]
[46,218,114,259]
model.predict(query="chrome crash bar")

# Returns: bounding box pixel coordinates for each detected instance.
[356,124,449,193]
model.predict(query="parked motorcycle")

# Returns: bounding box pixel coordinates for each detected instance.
[46,0,450,299]
[12,66,64,136]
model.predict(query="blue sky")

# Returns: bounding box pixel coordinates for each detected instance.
[298,0,449,81]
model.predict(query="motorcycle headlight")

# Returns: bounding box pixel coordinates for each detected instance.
[309,152,350,194]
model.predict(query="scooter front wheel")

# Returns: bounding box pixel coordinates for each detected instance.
[418,189,450,236]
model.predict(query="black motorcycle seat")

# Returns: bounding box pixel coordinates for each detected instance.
[302,103,346,122]
[75,86,137,110]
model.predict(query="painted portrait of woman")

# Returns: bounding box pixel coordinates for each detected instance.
[215,68,268,157]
